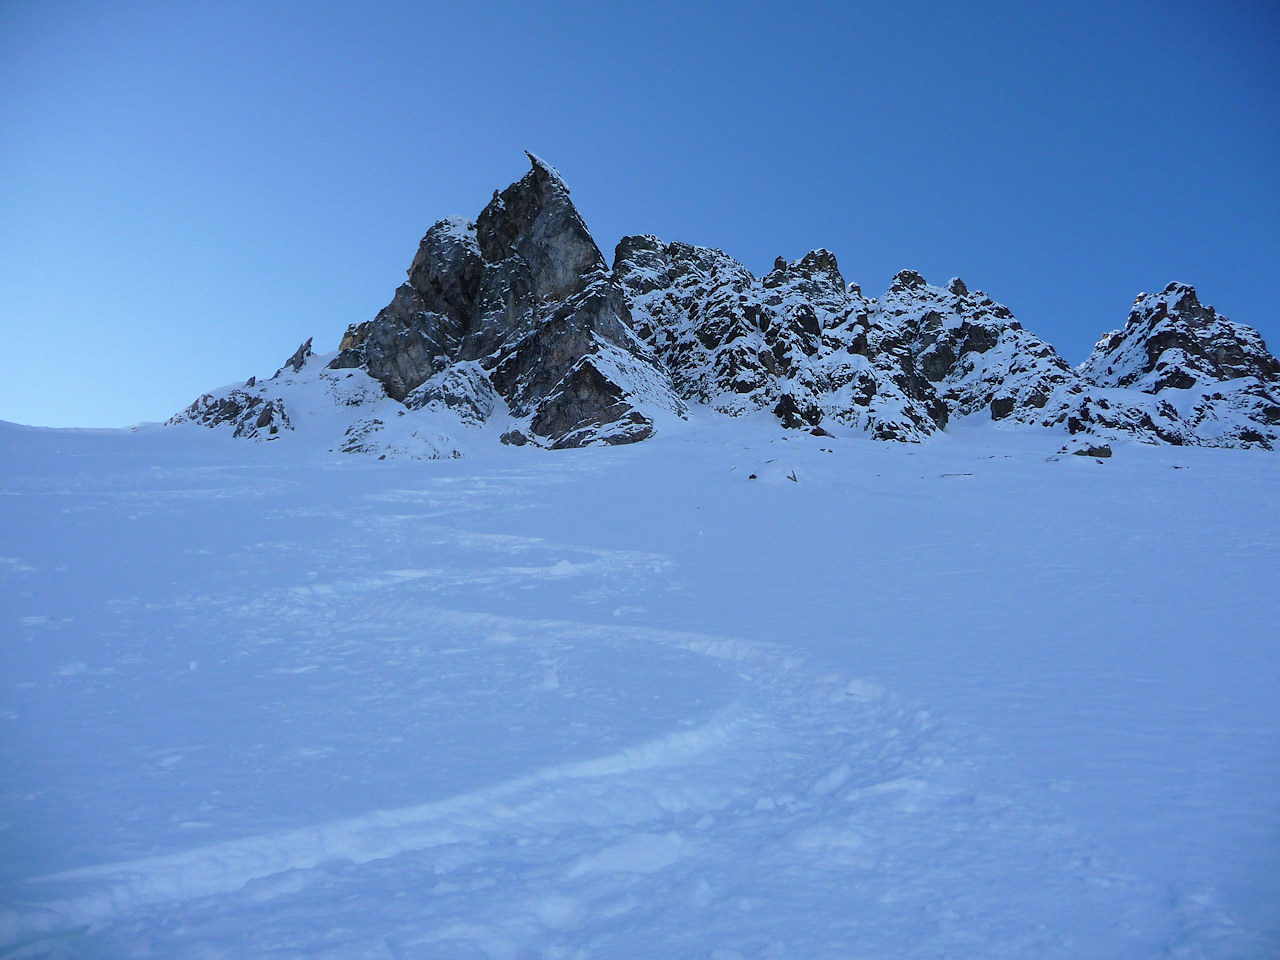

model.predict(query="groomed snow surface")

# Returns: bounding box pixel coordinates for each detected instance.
[1,415,1277,958]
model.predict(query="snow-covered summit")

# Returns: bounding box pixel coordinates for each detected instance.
[1082,282,1280,390]
[874,271,1076,423]
[612,238,946,440]
[1073,283,1280,448]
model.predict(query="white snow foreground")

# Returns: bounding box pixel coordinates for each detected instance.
[1,416,1278,958]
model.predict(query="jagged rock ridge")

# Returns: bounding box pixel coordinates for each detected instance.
[171,156,1280,455]
[613,239,947,441]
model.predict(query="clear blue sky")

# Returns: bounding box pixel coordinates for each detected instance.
[2,0,1277,427]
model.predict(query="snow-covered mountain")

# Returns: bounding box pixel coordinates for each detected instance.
[172,155,1280,454]
[7,156,1280,960]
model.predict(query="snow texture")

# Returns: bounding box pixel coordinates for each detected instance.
[1,415,1277,958]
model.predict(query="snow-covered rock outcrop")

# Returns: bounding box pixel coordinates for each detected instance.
[171,341,472,459]
[1082,283,1280,390]
[878,272,1076,423]
[871,274,1280,447]
[1076,283,1280,448]
[173,156,1280,455]
[613,239,945,440]
[614,239,1280,449]
[867,274,1184,444]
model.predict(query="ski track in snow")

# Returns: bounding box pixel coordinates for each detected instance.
[3,606,1209,960]
[0,420,1276,958]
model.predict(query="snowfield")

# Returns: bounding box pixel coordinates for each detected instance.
[1,415,1277,958]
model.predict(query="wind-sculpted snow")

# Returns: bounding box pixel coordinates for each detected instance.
[173,155,1280,454]
[2,419,1277,957]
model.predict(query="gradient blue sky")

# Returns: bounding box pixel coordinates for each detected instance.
[2,0,1277,427]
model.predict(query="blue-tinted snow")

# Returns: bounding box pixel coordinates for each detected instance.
[1,416,1277,958]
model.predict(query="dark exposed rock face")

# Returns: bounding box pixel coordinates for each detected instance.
[331,153,683,447]
[173,156,1280,455]
[329,219,484,401]
[276,337,314,377]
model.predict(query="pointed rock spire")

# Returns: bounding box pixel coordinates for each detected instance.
[330,155,683,446]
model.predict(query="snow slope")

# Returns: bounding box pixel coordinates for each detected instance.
[1,416,1277,958]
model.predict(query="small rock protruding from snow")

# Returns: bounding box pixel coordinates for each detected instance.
[1061,440,1113,458]
[275,337,314,377]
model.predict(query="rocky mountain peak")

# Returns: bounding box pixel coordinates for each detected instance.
[762,249,845,294]
[1062,280,1280,448]
[277,337,314,376]
[174,155,684,453]
[1081,281,1280,392]
[474,152,606,304]
[613,240,948,440]
[890,270,927,292]
[871,272,1075,425]
[172,156,1280,456]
